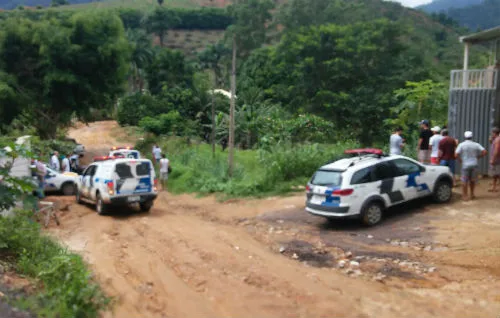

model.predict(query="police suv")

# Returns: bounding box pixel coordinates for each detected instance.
[306,149,453,226]
[75,156,158,214]
[108,146,141,159]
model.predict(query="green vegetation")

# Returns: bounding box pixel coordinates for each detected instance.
[447,0,500,31]
[0,211,110,317]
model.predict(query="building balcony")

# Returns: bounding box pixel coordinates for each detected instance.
[449,69,497,90]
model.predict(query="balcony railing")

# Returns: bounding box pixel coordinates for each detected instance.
[450,69,497,90]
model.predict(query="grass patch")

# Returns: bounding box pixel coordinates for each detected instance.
[137,136,359,198]
[0,210,110,317]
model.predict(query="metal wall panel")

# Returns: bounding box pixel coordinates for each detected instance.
[448,89,496,174]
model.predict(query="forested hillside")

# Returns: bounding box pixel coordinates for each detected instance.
[418,0,482,12]
[447,0,500,30]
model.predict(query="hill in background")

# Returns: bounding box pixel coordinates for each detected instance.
[418,0,483,13]
[447,0,500,30]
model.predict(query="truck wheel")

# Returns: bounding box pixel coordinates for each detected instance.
[96,193,108,215]
[361,201,383,226]
[62,182,75,196]
[433,180,452,203]
[139,200,153,212]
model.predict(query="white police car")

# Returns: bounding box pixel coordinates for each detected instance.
[108,146,141,159]
[31,163,78,195]
[75,157,158,214]
[306,149,453,226]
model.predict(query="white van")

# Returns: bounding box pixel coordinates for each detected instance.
[75,157,158,214]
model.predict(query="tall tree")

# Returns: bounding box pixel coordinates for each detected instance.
[142,7,180,47]
[0,12,130,138]
[126,29,154,93]
[225,0,274,176]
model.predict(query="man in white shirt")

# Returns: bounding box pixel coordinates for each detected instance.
[152,144,162,164]
[389,127,404,155]
[429,126,443,165]
[50,151,60,171]
[456,131,487,201]
[159,154,170,191]
[61,154,70,173]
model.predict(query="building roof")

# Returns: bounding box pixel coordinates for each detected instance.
[460,26,500,44]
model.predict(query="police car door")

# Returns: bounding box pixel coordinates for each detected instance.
[371,161,406,207]
[392,158,430,200]
[81,165,96,198]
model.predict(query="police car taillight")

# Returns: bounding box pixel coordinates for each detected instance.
[107,181,114,195]
[306,185,311,193]
[333,189,354,196]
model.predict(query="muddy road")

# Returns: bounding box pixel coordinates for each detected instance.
[46,121,500,317]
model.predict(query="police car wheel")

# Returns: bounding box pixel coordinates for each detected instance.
[433,181,452,203]
[62,182,75,196]
[361,202,383,226]
[96,194,107,215]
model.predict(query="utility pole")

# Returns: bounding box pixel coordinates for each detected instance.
[228,34,236,177]
[211,87,216,157]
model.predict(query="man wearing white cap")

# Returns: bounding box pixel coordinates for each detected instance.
[429,126,443,165]
[456,131,487,200]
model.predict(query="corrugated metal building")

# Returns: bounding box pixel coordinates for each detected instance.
[448,27,500,174]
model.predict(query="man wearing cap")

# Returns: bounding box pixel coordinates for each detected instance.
[417,120,433,164]
[429,126,443,165]
[489,127,500,192]
[456,131,487,200]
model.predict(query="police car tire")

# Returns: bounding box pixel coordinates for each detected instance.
[140,200,153,212]
[433,180,452,203]
[62,182,75,196]
[361,201,383,226]
[96,194,107,215]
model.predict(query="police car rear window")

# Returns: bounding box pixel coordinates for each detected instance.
[115,163,133,178]
[311,170,342,186]
[136,162,150,176]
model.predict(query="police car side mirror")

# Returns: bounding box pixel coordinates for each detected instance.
[420,166,426,173]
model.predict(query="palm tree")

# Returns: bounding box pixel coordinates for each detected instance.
[126,29,154,93]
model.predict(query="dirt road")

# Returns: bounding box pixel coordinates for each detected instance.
[48,121,500,318]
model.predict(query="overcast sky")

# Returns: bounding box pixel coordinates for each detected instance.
[388,0,433,7]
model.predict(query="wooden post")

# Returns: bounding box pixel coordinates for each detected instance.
[228,35,236,177]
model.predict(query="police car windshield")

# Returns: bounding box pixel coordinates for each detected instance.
[311,170,342,186]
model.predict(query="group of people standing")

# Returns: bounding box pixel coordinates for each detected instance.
[48,151,80,174]
[390,120,500,201]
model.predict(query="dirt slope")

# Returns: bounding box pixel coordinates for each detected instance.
[47,121,500,318]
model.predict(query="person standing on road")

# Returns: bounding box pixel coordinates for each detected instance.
[438,129,458,186]
[390,127,405,155]
[35,156,47,198]
[159,154,170,191]
[417,120,433,164]
[456,131,487,201]
[50,151,60,171]
[488,127,500,192]
[61,153,71,173]
[429,126,443,165]
[152,144,162,164]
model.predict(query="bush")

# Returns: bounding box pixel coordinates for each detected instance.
[0,211,109,317]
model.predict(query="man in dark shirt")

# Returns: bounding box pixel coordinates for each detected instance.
[439,129,458,186]
[417,120,433,164]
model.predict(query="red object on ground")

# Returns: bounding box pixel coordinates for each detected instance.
[344,148,383,156]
